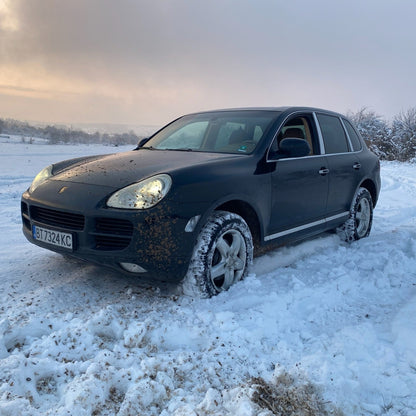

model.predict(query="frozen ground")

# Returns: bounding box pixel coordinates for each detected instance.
[0,141,415,415]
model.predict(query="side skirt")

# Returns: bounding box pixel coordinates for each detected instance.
[264,212,349,242]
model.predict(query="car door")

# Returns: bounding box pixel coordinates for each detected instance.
[315,113,362,216]
[266,113,329,241]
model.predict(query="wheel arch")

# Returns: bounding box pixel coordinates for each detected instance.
[215,200,262,251]
[359,179,378,207]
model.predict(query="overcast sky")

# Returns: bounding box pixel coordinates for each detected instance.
[1,0,415,127]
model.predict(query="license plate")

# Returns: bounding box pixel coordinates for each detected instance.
[32,225,73,250]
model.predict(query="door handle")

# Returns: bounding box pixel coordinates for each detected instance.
[353,162,361,170]
[318,168,330,176]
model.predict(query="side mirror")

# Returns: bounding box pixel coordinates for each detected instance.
[135,137,150,149]
[278,138,311,158]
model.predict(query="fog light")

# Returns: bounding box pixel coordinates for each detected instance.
[185,215,201,232]
[120,262,147,273]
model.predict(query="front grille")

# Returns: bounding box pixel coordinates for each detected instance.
[93,217,133,250]
[94,235,131,250]
[30,206,85,230]
[21,202,29,215]
[95,217,133,236]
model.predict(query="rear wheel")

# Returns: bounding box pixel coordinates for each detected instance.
[183,211,253,297]
[337,187,373,242]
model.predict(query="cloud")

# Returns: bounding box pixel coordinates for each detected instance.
[0,0,19,31]
[1,0,416,125]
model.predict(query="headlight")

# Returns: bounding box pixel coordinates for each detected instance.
[29,165,53,193]
[107,174,172,209]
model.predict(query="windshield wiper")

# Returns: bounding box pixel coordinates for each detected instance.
[136,145,155,150]
[136,146,194,152]
[158,148,194,152]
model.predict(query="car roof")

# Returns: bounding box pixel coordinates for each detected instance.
[185,106,346,118]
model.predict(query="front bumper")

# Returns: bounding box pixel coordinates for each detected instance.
[21,187,197,282]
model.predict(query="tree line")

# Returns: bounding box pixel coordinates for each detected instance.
[0,118,143,146]
[1,108,416,161]
[347,107,416,162]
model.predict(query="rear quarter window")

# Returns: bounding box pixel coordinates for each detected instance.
[343,119,363,151]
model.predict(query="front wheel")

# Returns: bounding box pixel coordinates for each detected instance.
[183,211,253,298]
[337,187,373,242]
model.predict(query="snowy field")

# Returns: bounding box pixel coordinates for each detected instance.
[0,141,416,415]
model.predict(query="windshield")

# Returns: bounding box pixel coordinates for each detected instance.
[143,110,280,154]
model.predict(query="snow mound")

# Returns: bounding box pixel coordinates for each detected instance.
[0,144,416,415]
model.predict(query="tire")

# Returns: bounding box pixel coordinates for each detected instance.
[337,187,373,243]
[183,211,253,298]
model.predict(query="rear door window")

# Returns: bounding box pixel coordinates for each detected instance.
[316,114,350,154]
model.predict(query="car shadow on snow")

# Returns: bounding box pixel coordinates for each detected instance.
[46,252,182,298]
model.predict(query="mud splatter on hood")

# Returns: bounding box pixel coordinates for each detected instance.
[51,148,239,188]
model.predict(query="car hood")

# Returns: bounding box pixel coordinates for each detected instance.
[51,148,240,188]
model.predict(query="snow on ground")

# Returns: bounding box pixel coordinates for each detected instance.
[0,134,49,145]
[0,142,415,415]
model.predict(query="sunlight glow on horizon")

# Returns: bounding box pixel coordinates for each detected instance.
[0,1,415,126]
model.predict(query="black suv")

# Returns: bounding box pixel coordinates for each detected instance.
[21,107,381,296]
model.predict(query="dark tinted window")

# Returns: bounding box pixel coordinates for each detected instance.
[317,114,349,154]
[343,119,362,151]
